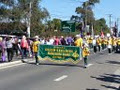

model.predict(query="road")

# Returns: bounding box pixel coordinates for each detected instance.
[0,50,119,90]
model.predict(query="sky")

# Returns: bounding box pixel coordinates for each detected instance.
[41,0,120,28]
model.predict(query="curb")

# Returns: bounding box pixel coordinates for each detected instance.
[0,60,22,67]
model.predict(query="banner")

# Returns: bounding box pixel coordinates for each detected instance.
[38,45,82,64]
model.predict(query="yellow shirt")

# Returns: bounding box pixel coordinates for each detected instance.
[97,38,101,45]
[107,39,112,45]
[88,37,93,44]
[74,38,83,48]
[82,47,90,57]
[32,41,40,52]
[117,39,120,45]
[104,39,108,45]
[112,39,117,46]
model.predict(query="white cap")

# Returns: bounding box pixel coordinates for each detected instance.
[76,34,80,37]
[35,36,39,39]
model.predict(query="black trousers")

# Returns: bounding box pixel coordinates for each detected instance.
[34,52,39,64]
[108,48,112,53]
[98,45,101,52]
[112,46,116,52]
[83,56,88,66]
[7,48,13,62]
[93,46,97,53]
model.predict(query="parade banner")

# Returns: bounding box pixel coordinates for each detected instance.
[38,45,82,64]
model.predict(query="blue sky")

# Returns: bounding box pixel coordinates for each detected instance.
[41,0,120,27]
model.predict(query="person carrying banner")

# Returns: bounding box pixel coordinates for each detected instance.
[32,36,40,65]
[82,43,90,68]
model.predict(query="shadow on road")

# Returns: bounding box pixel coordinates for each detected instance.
[91,74,120,90]
[25,62,85,68]
[106,60,120,65]
[86,88,99,90]
[101,85,119,90]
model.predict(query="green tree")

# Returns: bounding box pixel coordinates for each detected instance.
[0,0,50,36]
[75,0,100,25]
[94,18,109,34]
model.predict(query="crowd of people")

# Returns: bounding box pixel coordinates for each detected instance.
[0,34,120,67]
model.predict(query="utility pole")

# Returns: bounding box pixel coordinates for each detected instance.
[84,2,87,35]
[117,18,119,29]
[27,1,32,38]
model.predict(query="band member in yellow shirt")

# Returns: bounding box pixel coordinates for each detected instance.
[82,43,90,68]
[107,37,112,53]
[112,37,117,52]
[74,35,83,48]
[32,36,40,65]
[96,37,101,52]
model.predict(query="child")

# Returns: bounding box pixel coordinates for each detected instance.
[82,43,90,68]
[32,36,40,65]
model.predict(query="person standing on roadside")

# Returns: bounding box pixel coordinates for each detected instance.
[53,36,60,45]
[0,37,5,62]
[20,36,28,62]
[2,37,7,62]
[13,37,19,57]
[32,36,40,65]
[60,36,67,45]
[6,37,13,62]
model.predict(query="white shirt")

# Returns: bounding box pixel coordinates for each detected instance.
[92,39,96,46]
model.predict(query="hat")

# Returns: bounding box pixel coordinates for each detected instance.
[76,34,81,38]
[35,36,39,39]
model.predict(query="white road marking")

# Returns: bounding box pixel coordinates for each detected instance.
[0,63,25,70]
[108,68,120,90]
[54,75,68,82]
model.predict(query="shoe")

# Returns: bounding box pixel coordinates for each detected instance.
[21,60,25,63]
[84,65,87,68]
[84,65,88,68]
[36,63,39,65]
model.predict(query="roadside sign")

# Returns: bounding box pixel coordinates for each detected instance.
[61,20,76,32]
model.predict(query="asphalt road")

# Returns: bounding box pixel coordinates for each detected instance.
[0,50,120,90]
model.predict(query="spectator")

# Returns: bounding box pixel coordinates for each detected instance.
[53,36,60,45]
[6,37,13,62]
[0,37,5,62]
[20,35,28,62]
[60,36,66,45]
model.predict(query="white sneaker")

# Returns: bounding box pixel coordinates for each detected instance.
[84,65,87,68]
[36,63,39,65]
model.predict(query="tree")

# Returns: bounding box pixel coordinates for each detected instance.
[0,0,50,36]
[94,18,109,34]
[75,0,100,25]
[74,0,100,35]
